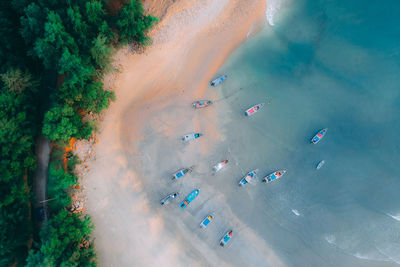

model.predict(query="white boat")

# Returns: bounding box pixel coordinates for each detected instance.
[182,133,203,142]
[245,103,265,116]
[316,160,325,170]
[172,167,193,180]
[239,169,258,186]
[213,160,228,172]
[220,230,233,246]
[310,128,328,144]
[210,75,227,86]
[262,170,287,183]
[160,193,178,205]
[200,214,214,228]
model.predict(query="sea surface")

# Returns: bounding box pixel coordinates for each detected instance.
[215,0,400,265]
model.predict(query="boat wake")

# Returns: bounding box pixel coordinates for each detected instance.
[324,234,336,245]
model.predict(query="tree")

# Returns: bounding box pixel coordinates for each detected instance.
[116,0,158,45]
[26,210,96,267]
[0,68,39,93]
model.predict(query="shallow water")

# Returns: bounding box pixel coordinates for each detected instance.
[213,0,400,265]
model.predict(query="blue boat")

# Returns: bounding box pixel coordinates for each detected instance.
[180,189,199,210]
[239,169,258,187]
[200,214,214,228]
[160,193,178,205]
[311,128,328,144]
[262,170,287,183]
[220,230,233,246]
[210,75,227,86]
[193,100,213,109]
[172,167,193,180]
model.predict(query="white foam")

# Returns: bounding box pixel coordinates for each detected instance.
[324,234,336,245]
[247,24,254,38]
[291,209,300,216]
[387,213,400,222]
[265,0,281,26]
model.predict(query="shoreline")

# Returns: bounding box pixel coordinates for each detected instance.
[74,0,284,266]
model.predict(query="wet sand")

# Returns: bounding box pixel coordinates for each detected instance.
[77,0,286,266]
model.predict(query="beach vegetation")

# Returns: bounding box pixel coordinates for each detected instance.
[0,0,156,265]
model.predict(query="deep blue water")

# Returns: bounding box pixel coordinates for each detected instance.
[217,0,400,265]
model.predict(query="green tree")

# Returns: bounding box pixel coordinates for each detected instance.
[0,68,39,93]
[26,210,96,267]
[116,0,158,45]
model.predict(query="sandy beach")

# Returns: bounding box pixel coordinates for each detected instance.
[76,0,286,266]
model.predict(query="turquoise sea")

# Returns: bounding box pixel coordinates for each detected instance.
[216,0,400,265]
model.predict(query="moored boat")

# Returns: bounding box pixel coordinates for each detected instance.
[172,167,193,180]
[210,75,227,86]
[262,170,287,183]
[310,128,328,144]
[213,160,229,172]
[182,133,203,142]
[193,100,213,109]
[239,169,258,186]
[245,103,265,116]
[180,189,199,210]
[160,193,178,205]
[220,230,233,246]
[200,214,214,228]
[316,160,325,170]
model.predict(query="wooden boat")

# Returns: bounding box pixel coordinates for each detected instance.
[239,169,258,186]
[160,193,178,205]
[200,214,214,228]
[182,133,203,142]
[316,160,325,170]
[210,75,227,86]
[180,189,199,210]
[245,103,265,116]
[311,128,328,144]
[220,230,233,246]
[193,100,213,109]
[172,167,193,180]
[262,170,287,183]
[213,160,229,172]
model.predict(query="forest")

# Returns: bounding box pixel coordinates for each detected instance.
[0,0,156,266]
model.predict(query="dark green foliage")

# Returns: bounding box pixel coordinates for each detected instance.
[26,210,96,267]
[116,0,159,45]
[1,0,156,265]
[47,164,77,212]
[0,70,38,266]
[42,104,92,142]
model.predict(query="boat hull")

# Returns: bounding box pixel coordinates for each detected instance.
[263,170,287,183]
[193,100,213,109]
[210,75,227,86]
[245,103,265,116]
[220,230,233,246]
[239,170,257,186]
[182,133,203,141]
[213,160,228,172]
[160,193,178,205]
[311,128,328,144]
[180,189,199,209]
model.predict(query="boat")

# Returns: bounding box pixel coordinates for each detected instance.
[310,128,328,144]
[316,160,325,170]
[172,167,193,180]
[262,170,287,183]
[193,100,213,109]
[239,169,258,186]
[220,230,233,246]
[179,189,199,210]
[213,160,229,172]
[182,133,203,142]
[245,103,265,116]
[210,75,227,86]
[200,214,214,228]
[160,193,178,205]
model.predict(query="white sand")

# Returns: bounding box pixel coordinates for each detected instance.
[77,0,286,266]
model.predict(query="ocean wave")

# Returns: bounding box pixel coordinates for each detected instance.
[324,234,336,245]
[265,0,281,26]
[387,213,400,222]
[291,209,300,216]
